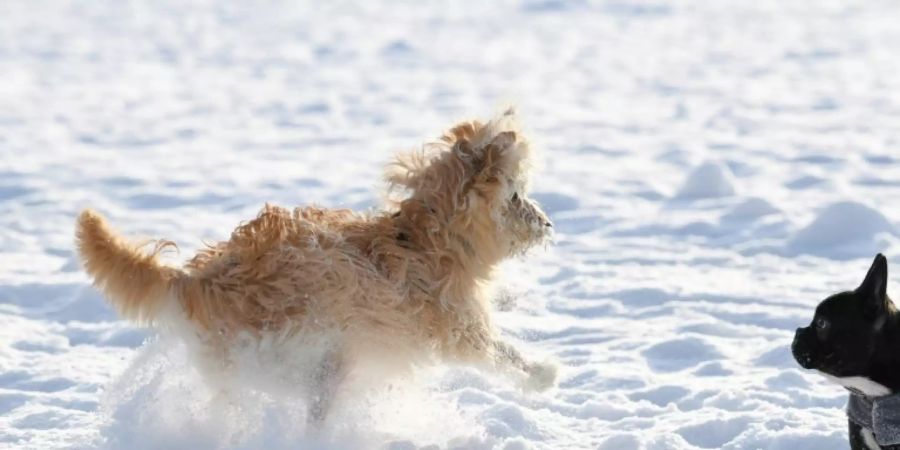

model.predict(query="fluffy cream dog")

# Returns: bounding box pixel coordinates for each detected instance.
[76,109,556,421]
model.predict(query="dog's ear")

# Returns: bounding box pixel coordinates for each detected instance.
[472,130,519,179]
[384,110,531,209]
[384,119,490,195]
[857,253,889,320]
[463,109,532,182]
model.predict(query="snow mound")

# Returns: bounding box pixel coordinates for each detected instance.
[786,201,895,259]
[722,197,780,222]
[674,161,737,200]
[642,337,723,372]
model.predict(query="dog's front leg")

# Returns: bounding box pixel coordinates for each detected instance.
[491,340,557,392]
[849,419,870,450]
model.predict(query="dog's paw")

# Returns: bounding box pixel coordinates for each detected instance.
[522,361,558,392]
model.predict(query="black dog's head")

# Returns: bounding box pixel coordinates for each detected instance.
[792,254,894,378]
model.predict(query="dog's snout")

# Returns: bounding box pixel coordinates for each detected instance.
[792,327,807,347]
[544,220,553,228]
[791,327,816,369]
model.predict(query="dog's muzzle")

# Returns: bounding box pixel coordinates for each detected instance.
[792,327,816,369]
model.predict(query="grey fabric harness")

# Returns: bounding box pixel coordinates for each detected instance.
[848,392,900,446]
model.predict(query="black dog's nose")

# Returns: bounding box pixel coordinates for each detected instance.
[792,328,815,369]
[792,328,805,347]
[545,221,553,228]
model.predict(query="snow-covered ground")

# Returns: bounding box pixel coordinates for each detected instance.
[3,0,900,448]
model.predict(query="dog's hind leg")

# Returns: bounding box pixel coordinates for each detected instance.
[492,340,557,392]
[306,347,346,425]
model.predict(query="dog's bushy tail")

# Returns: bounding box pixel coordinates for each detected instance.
[76,209,184,324]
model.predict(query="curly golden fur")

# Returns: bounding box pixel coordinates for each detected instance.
[75,109,555,420]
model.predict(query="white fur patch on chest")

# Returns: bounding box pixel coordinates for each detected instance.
[820,373,892,397]
[861,427,880,450]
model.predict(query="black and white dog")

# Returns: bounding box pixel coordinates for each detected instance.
[793,254,900,449]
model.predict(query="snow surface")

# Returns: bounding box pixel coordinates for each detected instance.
[3,0,900,448]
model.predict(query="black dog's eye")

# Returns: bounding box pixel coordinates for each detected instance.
[511,192,519,202]
[815,317,830,330]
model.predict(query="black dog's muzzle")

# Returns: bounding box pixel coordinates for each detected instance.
[792,327,817,369]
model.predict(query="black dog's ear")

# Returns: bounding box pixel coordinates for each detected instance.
[857,253,889,318]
